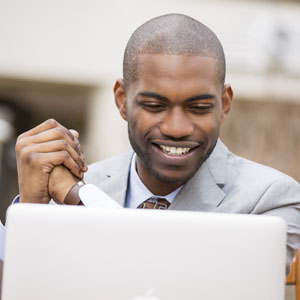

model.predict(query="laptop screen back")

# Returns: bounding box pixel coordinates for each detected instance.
[2,204,286,300]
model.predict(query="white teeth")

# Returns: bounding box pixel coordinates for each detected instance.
[159,145,191,155]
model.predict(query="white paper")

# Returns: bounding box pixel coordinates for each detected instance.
[79,184,123,209]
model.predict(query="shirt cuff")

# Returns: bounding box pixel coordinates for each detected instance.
[79,184,123,209]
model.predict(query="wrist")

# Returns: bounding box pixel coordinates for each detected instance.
[19,193,50,204]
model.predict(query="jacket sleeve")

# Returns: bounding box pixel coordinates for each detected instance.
[251,177,300,275]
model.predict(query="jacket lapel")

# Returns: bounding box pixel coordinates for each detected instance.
[96,151,133,207]
[169,140,228,211]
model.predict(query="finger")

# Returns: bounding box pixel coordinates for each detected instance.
[70,130,82,154]
[70,135,87,170]
[34,151,83,179]
[69,130,87,170]
[19,127,81,156]
[18,119,72,140]
[21,140,86,171]
[69,129,79,139]
[76,143,87,171]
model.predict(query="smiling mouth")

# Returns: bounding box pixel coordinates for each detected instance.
[158,145,192,156]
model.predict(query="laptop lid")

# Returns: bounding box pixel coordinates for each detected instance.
[2,204,286,300]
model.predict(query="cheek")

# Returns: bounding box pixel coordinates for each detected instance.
[192,114,221,144]
[130,110,161,136]
[194,113,220,131]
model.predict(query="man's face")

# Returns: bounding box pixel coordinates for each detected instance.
[115,54,232,193]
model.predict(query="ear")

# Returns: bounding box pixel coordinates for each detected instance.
[114,79,127,121]
[220,84,234,123]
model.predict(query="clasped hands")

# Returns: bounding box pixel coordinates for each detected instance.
[15,119,88,205]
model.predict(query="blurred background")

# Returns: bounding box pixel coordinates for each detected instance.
[0,0,300,222]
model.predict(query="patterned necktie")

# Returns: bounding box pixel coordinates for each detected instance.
[137,197,170,209]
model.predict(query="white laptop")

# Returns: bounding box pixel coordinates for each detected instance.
[2,204,286,300]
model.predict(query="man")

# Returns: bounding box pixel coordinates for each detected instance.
[1,14,300,274]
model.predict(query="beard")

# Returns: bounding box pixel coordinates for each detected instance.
[128,124,218,185]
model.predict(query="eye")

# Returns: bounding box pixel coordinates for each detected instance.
[140,102,166,112]
[189,104,213,113]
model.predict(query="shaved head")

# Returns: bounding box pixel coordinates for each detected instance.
[123,13,226,90]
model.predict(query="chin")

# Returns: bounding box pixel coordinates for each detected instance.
[149,144,217,185]
[150,168,197,185]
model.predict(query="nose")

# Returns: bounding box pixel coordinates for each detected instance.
[160,107,193,139]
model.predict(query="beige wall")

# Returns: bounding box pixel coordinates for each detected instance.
[221,99,300,182]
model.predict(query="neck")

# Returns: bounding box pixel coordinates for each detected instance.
[135,157,182,196]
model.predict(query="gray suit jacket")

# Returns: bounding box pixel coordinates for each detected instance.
[85,140,300,274]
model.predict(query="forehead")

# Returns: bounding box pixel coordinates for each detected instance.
[132,54,220,93]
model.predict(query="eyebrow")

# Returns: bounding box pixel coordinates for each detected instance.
[138,91,216,102]
[186,94,216,102]
[138,92,169,102]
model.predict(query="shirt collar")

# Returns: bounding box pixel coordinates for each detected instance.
[126,153,183,208]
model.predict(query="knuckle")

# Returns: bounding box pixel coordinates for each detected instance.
[47,118,58,127]
[16,135,27,152]
[15,140,23,153]
[54,126,64,138]
[67,129,75,141]
[70,129,79,139]
[57,139,68,149]
[16,137,30,156]
[19,147,29,161]
[16,133,25,143]
[61,150,70,160]
[24,151,37,165]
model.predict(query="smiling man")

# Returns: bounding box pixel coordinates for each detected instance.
[6,14,300,274]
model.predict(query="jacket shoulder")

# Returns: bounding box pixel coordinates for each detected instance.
[84,151,133,185]
[228,151,299,186]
